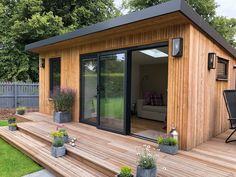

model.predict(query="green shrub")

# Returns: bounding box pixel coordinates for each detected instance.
[9,123,17,127]
[16,107,26,115]
[59,128,68,136]
[52,88,76,112]
[51,131,65,147]
[157,135,178,146]
[119,166,132,177]
[8,118,16,124]
[50,131,64,138]
[137,145,156,169]
[16,107,26,111]
[52,138,64,147]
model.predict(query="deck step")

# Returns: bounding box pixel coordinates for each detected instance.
[16,122,119,176]
[179,149,236,171]
[0,127,110,177]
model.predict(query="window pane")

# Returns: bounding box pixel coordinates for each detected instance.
[99,53,125,132]
[81,57,97,124]
[217,58,228,79]
[50,58,61,96]
[217,63,226,76]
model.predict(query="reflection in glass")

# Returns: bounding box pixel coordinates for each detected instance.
[81,58,97,124]
[50,58,61,97]
[99,53,125,132]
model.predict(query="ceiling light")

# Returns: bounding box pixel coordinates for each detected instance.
[140,49,168,58]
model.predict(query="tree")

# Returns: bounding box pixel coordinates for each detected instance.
[0,0,119,82]
[211,17,236,47]
[123,0,236,48]
[123,0,217,22]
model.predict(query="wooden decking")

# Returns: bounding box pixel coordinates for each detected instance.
[1,112,236,177]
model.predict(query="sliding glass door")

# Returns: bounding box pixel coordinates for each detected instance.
[98,52,127,133]
[80,51,128,134]
[80,55,97,125]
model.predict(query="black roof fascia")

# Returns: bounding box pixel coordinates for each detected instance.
[25,0,236,58]
[179,1,236,57]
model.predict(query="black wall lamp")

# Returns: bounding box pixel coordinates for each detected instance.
[172,37,183,57]
[208,53,216,70]
[39,58,45,68]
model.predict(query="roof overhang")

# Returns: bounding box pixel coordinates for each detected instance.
[25,0,236,58]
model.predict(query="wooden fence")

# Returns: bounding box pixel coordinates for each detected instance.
[0,82,39,108]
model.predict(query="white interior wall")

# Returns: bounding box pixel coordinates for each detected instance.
[131,48,168,109]
[131,60,140,106]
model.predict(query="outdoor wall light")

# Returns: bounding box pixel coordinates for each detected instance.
[172,37,183,57]
[39,58,45,68]
[208,53,216,70]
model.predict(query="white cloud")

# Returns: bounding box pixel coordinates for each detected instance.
[216,0,236,18]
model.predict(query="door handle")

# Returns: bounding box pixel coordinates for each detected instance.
[96,87,100,95]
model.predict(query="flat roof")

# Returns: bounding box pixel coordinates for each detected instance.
[25,0,236,58]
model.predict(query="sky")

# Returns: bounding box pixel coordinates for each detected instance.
[114,0,236,18]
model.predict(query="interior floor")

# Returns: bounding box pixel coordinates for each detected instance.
[130,46,168,140]
[131,116,166,140]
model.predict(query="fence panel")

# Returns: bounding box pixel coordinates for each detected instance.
[0,82,39,108]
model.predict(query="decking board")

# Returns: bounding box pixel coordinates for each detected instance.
[1,112,236,177]
[0,127,108,177]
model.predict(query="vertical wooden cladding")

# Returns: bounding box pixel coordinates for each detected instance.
[37,20,236,150]
[187,25,236,150]
[79,24,191,150]
[167,25,190,150]
[38,13,236,150]
[39,48,80,122]
[38,22,190,149]
[61,47,80,122]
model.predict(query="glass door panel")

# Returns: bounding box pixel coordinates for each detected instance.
[81,57,97,125]
[98,52,126,133]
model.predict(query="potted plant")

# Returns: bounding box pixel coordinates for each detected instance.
[58,128,69,143]
[136,145,157,177]
[8,123,17,131]
[116,166,133,177]
[8,118,16,124]
[16,107,26,115]
[51,131,66,157]
[157,134,178,155]
[52,88,76,123]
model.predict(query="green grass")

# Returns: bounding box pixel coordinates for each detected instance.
[0,121,42,177]
[91,97,124,119]
[100,97,124,119]
[0,120,8,126]
[0,139,42,177]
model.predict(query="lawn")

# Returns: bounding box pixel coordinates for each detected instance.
[0,120,8,126]
[92,97,124,119]
[0,121,42,177]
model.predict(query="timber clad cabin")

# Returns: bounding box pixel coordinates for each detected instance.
[26,0,236,150]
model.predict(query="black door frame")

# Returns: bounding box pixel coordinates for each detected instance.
[80,41,169,135]
[80,54,98,126]
[97,50,128,134]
